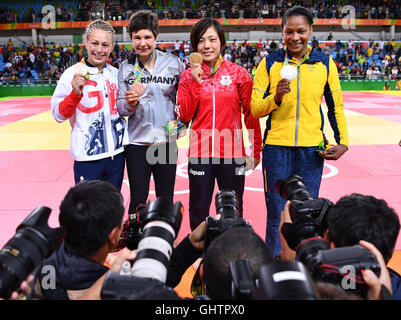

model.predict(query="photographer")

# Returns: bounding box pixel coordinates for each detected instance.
[34,180,125,300]
[279,196,395,300]
[326,194,401,299]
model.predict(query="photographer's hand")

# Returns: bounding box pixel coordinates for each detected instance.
[6,274,34,300]
[359,240,392,300]
[189,221,207,251]
[279,201,296,261]
[81,249,137,300]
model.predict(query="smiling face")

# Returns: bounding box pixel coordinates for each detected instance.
[84,29,113,69]
[197,26,221,66]
[282,15,313,60]
[131,29,157,61]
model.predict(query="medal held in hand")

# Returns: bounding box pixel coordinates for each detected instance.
[280,64,297,81]
[189,52,203,65]
[74,63,89,79]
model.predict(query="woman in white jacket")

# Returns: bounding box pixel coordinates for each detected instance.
[51,20,127,190]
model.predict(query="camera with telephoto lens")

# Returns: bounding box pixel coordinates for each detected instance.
[275,174,333,237]
[0,206,64,299]
[229,259,318,300]
[277,175,381,298]
[101,197,183,300]
[205,189,252,248]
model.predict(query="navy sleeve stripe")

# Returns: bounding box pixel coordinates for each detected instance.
[324,82,341,144]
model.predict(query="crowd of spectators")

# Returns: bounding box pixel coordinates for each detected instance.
[0,38,400,85]
[0,42,81,85]
[0,0,400,24]
[167,37,401,83]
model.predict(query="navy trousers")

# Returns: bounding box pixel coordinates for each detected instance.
[73,152,125,191]
[188,157,246,230]
[262,145,324,257]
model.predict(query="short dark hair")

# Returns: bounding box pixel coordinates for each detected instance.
[203,227,273,299]
[59,180,125,257]
[281,6,314,28]
[327,193,400,263]
[128,10,159,39]
[190,18,226,53]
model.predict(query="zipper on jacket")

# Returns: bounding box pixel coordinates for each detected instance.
[294,65,301,147]
[212,79,216,158]
[102,70,115,156]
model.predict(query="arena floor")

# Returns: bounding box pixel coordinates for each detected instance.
[0,91,400,285]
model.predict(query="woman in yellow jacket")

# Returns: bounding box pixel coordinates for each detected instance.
[251,6,349,257]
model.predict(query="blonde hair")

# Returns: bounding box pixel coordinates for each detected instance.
[83,19,115,44]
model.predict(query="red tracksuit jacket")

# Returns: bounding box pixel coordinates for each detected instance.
[176,59,262,160]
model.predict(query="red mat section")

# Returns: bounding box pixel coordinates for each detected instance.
[0,97,51,126]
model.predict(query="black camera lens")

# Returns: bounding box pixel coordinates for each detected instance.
[274,175,313,202]
[215,189,239,219]
[0,207,64,299]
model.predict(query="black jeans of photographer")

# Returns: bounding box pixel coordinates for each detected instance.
[188,157,246,230]
[125,142,177,214]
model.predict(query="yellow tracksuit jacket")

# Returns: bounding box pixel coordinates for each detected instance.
[251,48,349,148]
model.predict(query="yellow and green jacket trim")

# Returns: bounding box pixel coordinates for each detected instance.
[251,48,349,148]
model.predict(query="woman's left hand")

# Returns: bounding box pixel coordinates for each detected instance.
[318,144,348,160]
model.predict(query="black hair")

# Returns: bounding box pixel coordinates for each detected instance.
[327,193,400,263]
[203,227,273,300]
[190,18,226,53]
[281,6,314,28]
[128,10,159,38]
[59,180,125,257]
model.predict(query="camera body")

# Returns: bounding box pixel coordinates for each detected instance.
[101,197,183,299]
[275,174,333,236]
[299,239,381,298]
[0,207,64,299]
[205,189,252,248]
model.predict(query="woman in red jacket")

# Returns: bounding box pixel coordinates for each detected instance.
[176,18,262,230]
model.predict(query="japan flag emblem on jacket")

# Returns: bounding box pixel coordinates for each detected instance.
[220,75,232,86]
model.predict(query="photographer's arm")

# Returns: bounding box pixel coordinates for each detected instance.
[166,221,206,288]
[279,201,296,261]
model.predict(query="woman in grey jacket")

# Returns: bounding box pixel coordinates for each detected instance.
[117,10,185,218]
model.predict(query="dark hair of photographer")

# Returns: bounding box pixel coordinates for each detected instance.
[59,180,125,257]
[203,226,273,300]
[315,282,362,300]
[35,180,125,300]
[326,193,401,299]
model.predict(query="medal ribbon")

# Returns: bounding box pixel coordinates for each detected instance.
[283,45,312,66]
[210,54,223,75]
[81,58,104,76]
[133,51,155,83]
